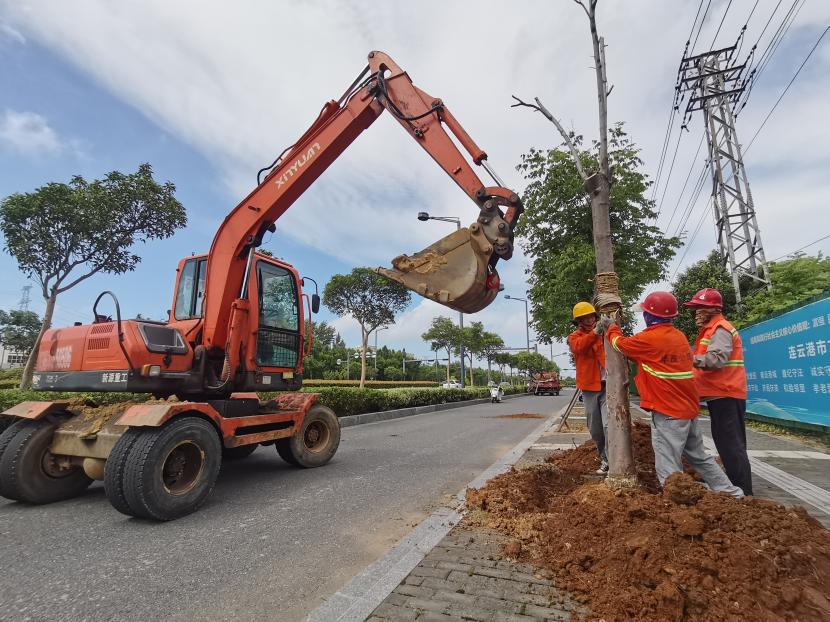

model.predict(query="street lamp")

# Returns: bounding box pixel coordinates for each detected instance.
[374,326,388,373]
[417,212,465,388]
[504,294,530,354]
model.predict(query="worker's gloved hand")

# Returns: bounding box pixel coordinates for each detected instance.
[594,315,614,335]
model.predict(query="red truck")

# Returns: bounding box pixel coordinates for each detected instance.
[531,371,561,396]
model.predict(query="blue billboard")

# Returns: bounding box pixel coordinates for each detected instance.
[740,296,830,428]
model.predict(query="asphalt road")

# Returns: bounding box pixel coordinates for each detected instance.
[0,393,570,621]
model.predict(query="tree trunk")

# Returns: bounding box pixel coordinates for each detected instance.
[585,173,635,479]
[446,348,451,383]
[467,354,474,386]
[20,292,57,390]
[359,327,368,389]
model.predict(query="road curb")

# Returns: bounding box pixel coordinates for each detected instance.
[338,393,532,428]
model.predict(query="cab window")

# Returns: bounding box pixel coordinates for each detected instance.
[256,262,300,367]
[174,258,207,320]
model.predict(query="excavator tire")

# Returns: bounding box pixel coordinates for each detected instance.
[0,420,29,498]
[274,405,340,468]
[120,416,222,521]
[0,419,92,504]
[104,428,143,516]
[222,444,257,461]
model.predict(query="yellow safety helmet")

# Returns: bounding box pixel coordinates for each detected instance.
[572,301,597,321]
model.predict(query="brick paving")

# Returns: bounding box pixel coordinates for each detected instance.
[368,400,829,620]
[367,526,579,621]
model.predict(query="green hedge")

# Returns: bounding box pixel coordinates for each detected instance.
[298,385,525,418]
[301,380,438,388]
[0,385,527,432]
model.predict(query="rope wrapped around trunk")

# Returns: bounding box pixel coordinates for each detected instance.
[594,271,622,314]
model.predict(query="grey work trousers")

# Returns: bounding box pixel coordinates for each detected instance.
[582,389,608,462]
[650,411,744,498]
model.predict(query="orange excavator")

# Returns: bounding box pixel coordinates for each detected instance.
[0,51,522,520]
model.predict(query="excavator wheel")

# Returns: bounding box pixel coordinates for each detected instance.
[104,427,143,516]
[119,416,222,521]
[0,419,92,504]
[275,405,340,468]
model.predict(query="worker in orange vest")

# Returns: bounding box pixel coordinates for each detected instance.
[684,288,753,496]
[567,302,608,474]
[599,292,743,497]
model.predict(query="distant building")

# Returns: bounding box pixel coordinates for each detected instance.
[0,345,27,369]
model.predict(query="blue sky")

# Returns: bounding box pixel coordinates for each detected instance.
[1,1,828,372]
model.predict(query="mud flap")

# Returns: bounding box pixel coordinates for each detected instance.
[376,224,501,314]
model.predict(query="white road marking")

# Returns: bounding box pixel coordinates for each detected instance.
[702,435,830,515]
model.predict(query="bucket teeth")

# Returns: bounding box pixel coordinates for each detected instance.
[376,226,499,314]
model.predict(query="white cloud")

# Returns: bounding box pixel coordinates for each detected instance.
[0,21,25,44]
[2,0,828,349]
[0,109,62,155]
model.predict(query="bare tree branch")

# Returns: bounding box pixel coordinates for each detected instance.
[511,95,588,181]
[571,0,590,18]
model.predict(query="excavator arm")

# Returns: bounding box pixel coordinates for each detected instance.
[202,50,523,351]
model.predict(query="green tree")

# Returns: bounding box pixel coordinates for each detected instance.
[457,321,486,387]
[0,164,186,388]
[0,309,41,354]
[670,251,739,340]
[479,330,506,383]
[514,351,557,377]
[515,126,680,341]
[422,316,460,383]
[739,254,830,325]
[323,268,410,388]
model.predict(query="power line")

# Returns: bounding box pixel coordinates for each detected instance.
[690,0,713,55]
[769,234,830,263]
[651,0,708,207]
[671,198,711,280]
[744,25,829,154]
[709,0,734,49]
[654,128,685,222]
[736,0,804,114]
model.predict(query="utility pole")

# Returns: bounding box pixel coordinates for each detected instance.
[678,44,770,303]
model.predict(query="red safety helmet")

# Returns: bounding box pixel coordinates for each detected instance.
[683,288,723,309]
[635,291,678,318]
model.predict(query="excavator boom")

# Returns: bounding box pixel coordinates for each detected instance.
[202,51,522,349]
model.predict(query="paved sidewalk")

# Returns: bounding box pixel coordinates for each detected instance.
[368,406,830,621]
[367,527,578,622]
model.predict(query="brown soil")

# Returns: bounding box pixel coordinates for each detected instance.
[491,413,545,420]
[466,422,830,621]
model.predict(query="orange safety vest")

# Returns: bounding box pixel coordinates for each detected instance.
[607,323,700,419]
[567,329,605,392]
[693,316,747,400]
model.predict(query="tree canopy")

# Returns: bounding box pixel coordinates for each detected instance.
[515,126,680,340]
[0,163,186,388]
[739,253,830,326]
[0,310,41,353]
[323,268,411,387]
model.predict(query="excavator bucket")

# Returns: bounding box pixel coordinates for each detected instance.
[376,224,501,314]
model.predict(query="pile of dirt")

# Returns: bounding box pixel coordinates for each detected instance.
[467,423,830,621]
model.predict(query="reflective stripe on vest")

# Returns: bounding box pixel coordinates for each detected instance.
[611,336,622,353]
[641,363,694,380]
